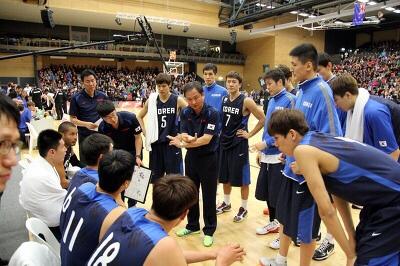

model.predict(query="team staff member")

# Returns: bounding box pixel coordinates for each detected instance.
[69,69,108,164]
[168,81,220,247]
[203,63,228,111]
[216,71,265,223]
[267,109,400,266]
[137,73,187,182]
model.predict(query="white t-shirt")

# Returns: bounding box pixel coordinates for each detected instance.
[19,156,67,227]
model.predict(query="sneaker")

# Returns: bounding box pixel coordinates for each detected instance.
[263,207,269,215]
[216,202,232,215]
[203,235,214,247]
[259,257,287,266]
[175,228,200,237]
[312,238,335,261]
[233,207,248,222]
[269,237,280,250]
[256,220,279,235]
[294,232,321,246]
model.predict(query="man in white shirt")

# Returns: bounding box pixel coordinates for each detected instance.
[19,129,67,240]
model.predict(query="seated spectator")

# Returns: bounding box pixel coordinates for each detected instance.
[68,133,113,192]
[60,150,133,265]
[88,175,246,266]
[17,101,33,146]
[19,129,67,240]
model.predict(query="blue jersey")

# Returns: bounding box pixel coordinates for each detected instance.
[87,208,168,266]
[221,94,249,149]
[262,89,296,155]
[300,132,400,207]
[60,182,118,266]
[155,94,179,143]
[68,167,98,193]
[284,75,343,183]
[204,83,228,112]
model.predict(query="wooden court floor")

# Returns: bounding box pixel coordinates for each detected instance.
[21,102,360,265]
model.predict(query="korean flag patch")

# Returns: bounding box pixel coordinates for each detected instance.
[207,124,215,130]
[379,141,387,147]
[135,126,141,133]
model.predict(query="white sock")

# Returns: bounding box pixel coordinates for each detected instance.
[276,253,287,264]
[241,199,248,209]
[224,194,230,205]
[325,233,334,244]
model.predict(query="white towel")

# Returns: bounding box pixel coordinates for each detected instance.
[345,87,370,142]
[145,92,159,151]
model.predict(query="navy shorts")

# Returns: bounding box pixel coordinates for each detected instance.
[149,142,183,183]
[219,140,250,187]
[255,162,284,208]
[276,178,321,244]
[355,205,400,265]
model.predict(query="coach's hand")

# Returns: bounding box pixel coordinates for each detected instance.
[167,135,181,148]
[236,129,250,139]
[135,156,143,166]
[250,142,267,152]
[182,133,197,143]
[86,122,97,130]
[215,243,246,266]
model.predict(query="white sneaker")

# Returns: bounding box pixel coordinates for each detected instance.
[256,220,280,235]
[269,237,280,250]
[259,257,287,266]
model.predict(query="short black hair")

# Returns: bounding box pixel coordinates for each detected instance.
[0,94,20,126]
[276,64,292,80]
[155,73,172,85]
[152,175,198,221]
[289,43,318,71]
[203,63,217,74]
[38,129,63,158]
[58,121,76,134]
[330,74,359,97]
[183,81,203,96]
[267,109,309,137]
[81,69,97,81]
[96,100,115,117]
[318,52,333,67]
[226,71,242,84]
[81,133,113,166]
[262,69,286,86]
[98,150,135,193]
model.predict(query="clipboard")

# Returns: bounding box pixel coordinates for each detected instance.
[124,166,152,203]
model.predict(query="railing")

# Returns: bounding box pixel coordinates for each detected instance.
[0,37,246,65]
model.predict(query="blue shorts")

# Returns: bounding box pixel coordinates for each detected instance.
[276,177,321,244]
[255,162,284,208]
[219,140,250,187]
[355,205,400,265]
[149,142,183,183]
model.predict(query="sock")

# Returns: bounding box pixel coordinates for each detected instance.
[241,199,248,210]
[325,233,334,244]
[276,253,287,264]
[224,194,230,205]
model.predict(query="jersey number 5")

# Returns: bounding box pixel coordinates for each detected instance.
[161,115,167,128]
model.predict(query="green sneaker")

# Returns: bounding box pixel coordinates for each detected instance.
[203,235,214,247]
[175,228,200,237]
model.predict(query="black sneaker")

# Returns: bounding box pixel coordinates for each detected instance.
[294,232,321,246]
[312,238,335,261]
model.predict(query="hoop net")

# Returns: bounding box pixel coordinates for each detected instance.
[164,61,184,77]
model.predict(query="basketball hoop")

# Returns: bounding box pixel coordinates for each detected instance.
[163,61,185,77]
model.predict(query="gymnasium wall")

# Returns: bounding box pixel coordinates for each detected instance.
[196,63,245,85]
[373,28,400,42]
[0,53,35,77]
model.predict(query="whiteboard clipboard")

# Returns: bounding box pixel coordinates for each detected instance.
[124,166,152,203]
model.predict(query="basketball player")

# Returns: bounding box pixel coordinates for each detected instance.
[216,71,265,222]
[137,73,187,182]
[60,150,133,265]
[203,63,228,111]
[251,69,295,249]
[267,109,400,266]
[260,43,342,266]
[87,175,246,266]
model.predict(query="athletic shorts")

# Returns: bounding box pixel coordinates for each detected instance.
[149,142,183,183]
[276,177,321,244]
[355,205,400,265]
[219,140,250,187]
[255,162,284,208]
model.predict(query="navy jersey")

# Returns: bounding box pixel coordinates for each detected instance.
[60,182,118,266]
[68,167,98,193]
[220,94,249,149]
[300,132,400,207]
[156,94,179,143]
[87,208,168,266]
[99,111,142,155]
